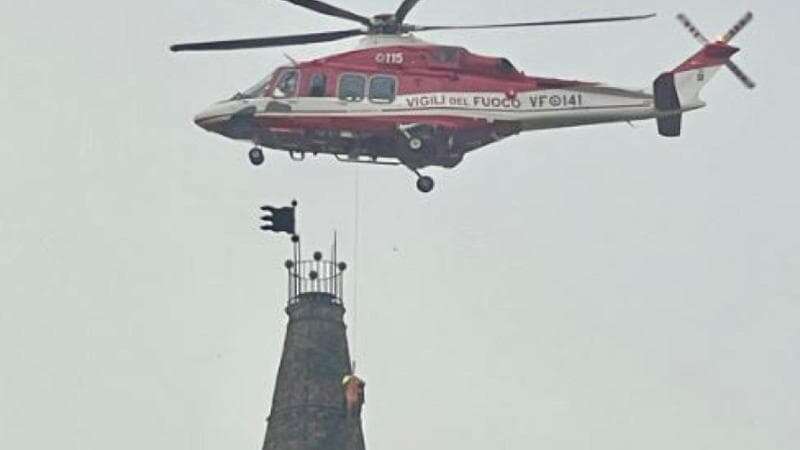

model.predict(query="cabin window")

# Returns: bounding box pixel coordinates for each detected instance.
[309,73,327,97]
[497,58,518,74]
[369,75,396,104]
[433,47,460,64]
[274,69,299,98]
[338,74,366,102]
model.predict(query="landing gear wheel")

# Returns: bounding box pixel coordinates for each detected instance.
[416,176,435,193]
[408,137,423,151]
[248,147,265,166]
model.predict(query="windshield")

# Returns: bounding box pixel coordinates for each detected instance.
[233,72,275,100]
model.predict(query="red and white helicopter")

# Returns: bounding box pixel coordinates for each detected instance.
[172,0,754,193]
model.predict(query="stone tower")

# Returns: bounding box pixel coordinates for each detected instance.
[262,241,365,450]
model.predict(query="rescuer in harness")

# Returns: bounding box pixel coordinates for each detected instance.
[342,374,365,418]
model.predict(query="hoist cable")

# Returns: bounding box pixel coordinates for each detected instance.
[351,166,361,370]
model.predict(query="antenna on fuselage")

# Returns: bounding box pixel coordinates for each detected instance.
[283,53,299,67]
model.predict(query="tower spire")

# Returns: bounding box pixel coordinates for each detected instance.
[262,243,365,450]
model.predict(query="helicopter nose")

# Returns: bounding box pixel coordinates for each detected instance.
[193,102,259,139]
[193,106,222,131]
[194,112,208,129]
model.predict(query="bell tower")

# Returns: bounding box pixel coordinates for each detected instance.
[262,236,366,450]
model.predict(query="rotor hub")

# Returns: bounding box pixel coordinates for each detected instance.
[370,14,403,34]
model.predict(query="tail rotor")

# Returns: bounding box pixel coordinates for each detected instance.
[676,12,756,89]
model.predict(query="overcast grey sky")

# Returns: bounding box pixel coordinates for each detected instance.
[1,1,799,449]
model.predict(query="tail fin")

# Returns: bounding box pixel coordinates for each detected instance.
[653,12,755,137]
[670,42,741,107]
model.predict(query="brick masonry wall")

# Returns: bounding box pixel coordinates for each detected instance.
[262,292,366,450]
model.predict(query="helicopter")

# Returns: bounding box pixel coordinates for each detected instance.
[171,0,755,193]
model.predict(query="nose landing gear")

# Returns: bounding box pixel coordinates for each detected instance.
[248,147,265,166]
[406,166,434,193]
[416,175,435,193]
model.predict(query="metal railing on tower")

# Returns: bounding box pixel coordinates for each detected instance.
[285,235,347,306]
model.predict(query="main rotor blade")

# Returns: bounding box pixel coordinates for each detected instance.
[410,13,656,32]
[395,0,423,24]
[281,0,372,27]
[170,29,365,52]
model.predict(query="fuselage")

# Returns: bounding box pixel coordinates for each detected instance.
[194,35,702,168]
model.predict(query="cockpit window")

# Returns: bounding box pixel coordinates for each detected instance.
[238,74,272,99]
[274,69,299,98]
